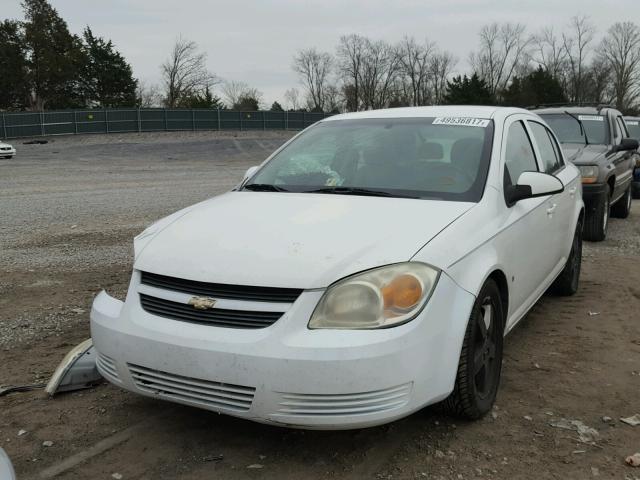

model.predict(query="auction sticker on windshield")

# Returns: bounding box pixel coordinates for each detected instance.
[432,117,490,127]
[578,115,604,122]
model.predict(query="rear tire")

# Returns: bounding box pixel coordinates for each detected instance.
[583,191,609,242]
[611,185,632,219]
[549,217,582,296]
[442,279,504,420]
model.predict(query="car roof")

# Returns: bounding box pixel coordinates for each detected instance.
[321,105,529,123]
[532,106,619,116]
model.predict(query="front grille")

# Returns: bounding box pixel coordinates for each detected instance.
[0,147,10,151]
[140,271,302,303]
[96,353,120,382]
[128,363,255,411]
[140,293,282,328]
[276,383,412,416]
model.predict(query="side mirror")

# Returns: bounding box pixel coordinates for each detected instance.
[243,165,259,183]
[615,138,639,152]
[505,171,564,206]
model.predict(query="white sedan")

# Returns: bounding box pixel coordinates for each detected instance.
[0,141,15,158]
[91,106,583,429]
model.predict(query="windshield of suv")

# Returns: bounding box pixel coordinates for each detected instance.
[626,119,640,140]
[539,113,608,145]
[244,117,494,202]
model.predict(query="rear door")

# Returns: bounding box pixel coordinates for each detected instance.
[526,119,579,267]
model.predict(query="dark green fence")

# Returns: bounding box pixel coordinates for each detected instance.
[0,108,333,139]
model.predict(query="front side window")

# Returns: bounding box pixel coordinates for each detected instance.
[539,113,608,145]
[245,117,495,202]
[504,121,538,185]
[528,121,561,174]
[626,119,640,140]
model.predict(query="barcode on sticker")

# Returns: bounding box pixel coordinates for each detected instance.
[578,115,604,122]
[432,117,490,127]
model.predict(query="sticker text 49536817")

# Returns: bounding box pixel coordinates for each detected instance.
[432,117,490,128]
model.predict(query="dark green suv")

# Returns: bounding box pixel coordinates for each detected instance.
[532,106,638,241]
[623,116,640,198]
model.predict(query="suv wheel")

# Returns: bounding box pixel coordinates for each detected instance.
[584,191,609,242]
[611,186,632,219]
[442,279,504,419]
[549,218,582,296]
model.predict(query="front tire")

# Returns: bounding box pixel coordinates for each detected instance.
[442,279,504,420]
[611,185,632,219]
[549,217,583,296]
[583,191,609,242]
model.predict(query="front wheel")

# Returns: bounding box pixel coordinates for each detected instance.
[442,279,504,419]
[611,185,632,219]
[583,191,609,242]
[549,218,583,296]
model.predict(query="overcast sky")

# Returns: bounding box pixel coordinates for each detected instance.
[4,0,640,106]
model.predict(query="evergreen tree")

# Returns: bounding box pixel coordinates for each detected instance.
[181,86,224,108]
[502,66,567,107]
[233,95,260,111]
[23,0,85,109]
[80,27,137,107]
[0,20,29,110]
[270,101,284,112]
[443,74,494,105]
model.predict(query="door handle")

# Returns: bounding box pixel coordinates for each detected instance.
[546,203,557,215]
[569,187,577,197]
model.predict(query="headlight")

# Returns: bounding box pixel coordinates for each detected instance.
[309,263,440,329]
[578,165,599,184]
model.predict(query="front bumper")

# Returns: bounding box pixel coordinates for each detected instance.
[0,148,15,156]
[90,271,474,429]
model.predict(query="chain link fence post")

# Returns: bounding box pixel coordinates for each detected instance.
[192,109,195,131]
[164,109,168,131]
[73,110,78,134]
[217,108,221,131]
[137,107,141,132]
[2,112,7,139]
[105,109,109,134]
[40,111,45,136]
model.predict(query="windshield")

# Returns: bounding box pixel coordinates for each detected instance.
[539,113,608,145]
[626,119,640,140]
[244,117,494,202]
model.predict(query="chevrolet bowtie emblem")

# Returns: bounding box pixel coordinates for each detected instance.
[188,297,217,310]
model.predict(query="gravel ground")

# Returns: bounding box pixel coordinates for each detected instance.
[1,132,639,480]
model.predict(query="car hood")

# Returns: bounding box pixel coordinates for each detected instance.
[561,144,609,165]
[134,191,474,289]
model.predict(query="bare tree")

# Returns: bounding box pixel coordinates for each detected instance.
[396,37,435,106]
[428,51,457,105]
[336,34,367,111]
[323,84,342,112]
[161,36,217,107]
[136,80,162,107]
[600,22,640,111]
[532,27,568,80]
[470,23,531,98]
[359,39,401,109]
[292,48,333,111]
[562,15,596,103]
[221,80,262,108]
[284,87,301,110]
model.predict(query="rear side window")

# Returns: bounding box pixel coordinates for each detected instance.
[528,121,561,174]
[505,121,538,185]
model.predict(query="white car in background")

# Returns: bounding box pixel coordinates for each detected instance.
[91,106,583,429]
[0,141,15,158]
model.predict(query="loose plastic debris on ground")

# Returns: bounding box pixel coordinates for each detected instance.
[626,453,640,467]
[620,414,640,426]
[548,418,600,444]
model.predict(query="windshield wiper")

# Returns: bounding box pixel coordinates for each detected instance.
[564,111,589,146]
[243,183,290,192]
[304,186,418,199]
